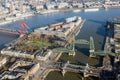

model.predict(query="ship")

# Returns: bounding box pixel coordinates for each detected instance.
[84,8,99,12]
[73,9,81,12]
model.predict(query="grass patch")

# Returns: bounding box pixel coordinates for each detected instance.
[12,34,62,52]
[32,41,52,47]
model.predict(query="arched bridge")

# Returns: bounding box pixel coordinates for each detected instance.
[0,21,28,36]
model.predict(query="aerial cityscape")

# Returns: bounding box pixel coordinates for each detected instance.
[0,0,120,80]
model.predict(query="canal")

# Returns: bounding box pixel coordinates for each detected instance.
[0,8,120,80]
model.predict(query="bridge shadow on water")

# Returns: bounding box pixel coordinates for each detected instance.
[96,26,106,37]
[101,34,107,50]
[75,59,86,66]
[95,23,107,50]
[75,45,89,56]
[75,46,89,65]
[89,19,107,51]
[0,32,19,50]
[88,19,106,37]
[89,19,106,25]
[0,44,5,50]
[0,32,19,38]
[55,18,66,22]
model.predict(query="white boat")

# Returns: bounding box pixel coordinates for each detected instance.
[84,8,99,12]
[73,9,81,12]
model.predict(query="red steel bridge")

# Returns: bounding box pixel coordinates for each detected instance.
[0,21,28,36]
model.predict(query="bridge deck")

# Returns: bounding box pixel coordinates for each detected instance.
[0,28,19,35]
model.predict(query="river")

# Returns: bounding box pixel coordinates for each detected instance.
[0,8,120,80]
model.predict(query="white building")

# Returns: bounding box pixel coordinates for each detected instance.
[45,4,55,10]
[35,5,44,10]
[57,2,68,9]
[72,3,83,8]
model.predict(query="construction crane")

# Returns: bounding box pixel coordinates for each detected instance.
[89,36,115,58]
[89,36,96,57]
[53,34,89,56]
[95,51,115,56]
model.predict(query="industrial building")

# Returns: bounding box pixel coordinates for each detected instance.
[34,16,82,38]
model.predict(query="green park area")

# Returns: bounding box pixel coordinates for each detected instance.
[12,34,58,52]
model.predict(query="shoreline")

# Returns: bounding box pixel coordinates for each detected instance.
[0,7,120,26]
[0,13,34,26]
[37,6,120,15]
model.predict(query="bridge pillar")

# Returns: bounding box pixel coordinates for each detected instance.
[62,69,66,76]
[82,77,84,80]
[89,50,96,57]
[83,63,90,77]
[83,72,89,77]
[68,51,75,56]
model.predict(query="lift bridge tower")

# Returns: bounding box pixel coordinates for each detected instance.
[89,36,96,57]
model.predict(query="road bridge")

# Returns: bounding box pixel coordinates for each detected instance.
[0,21,29,36]
[0,28,19,35]
[39,61,102,78]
